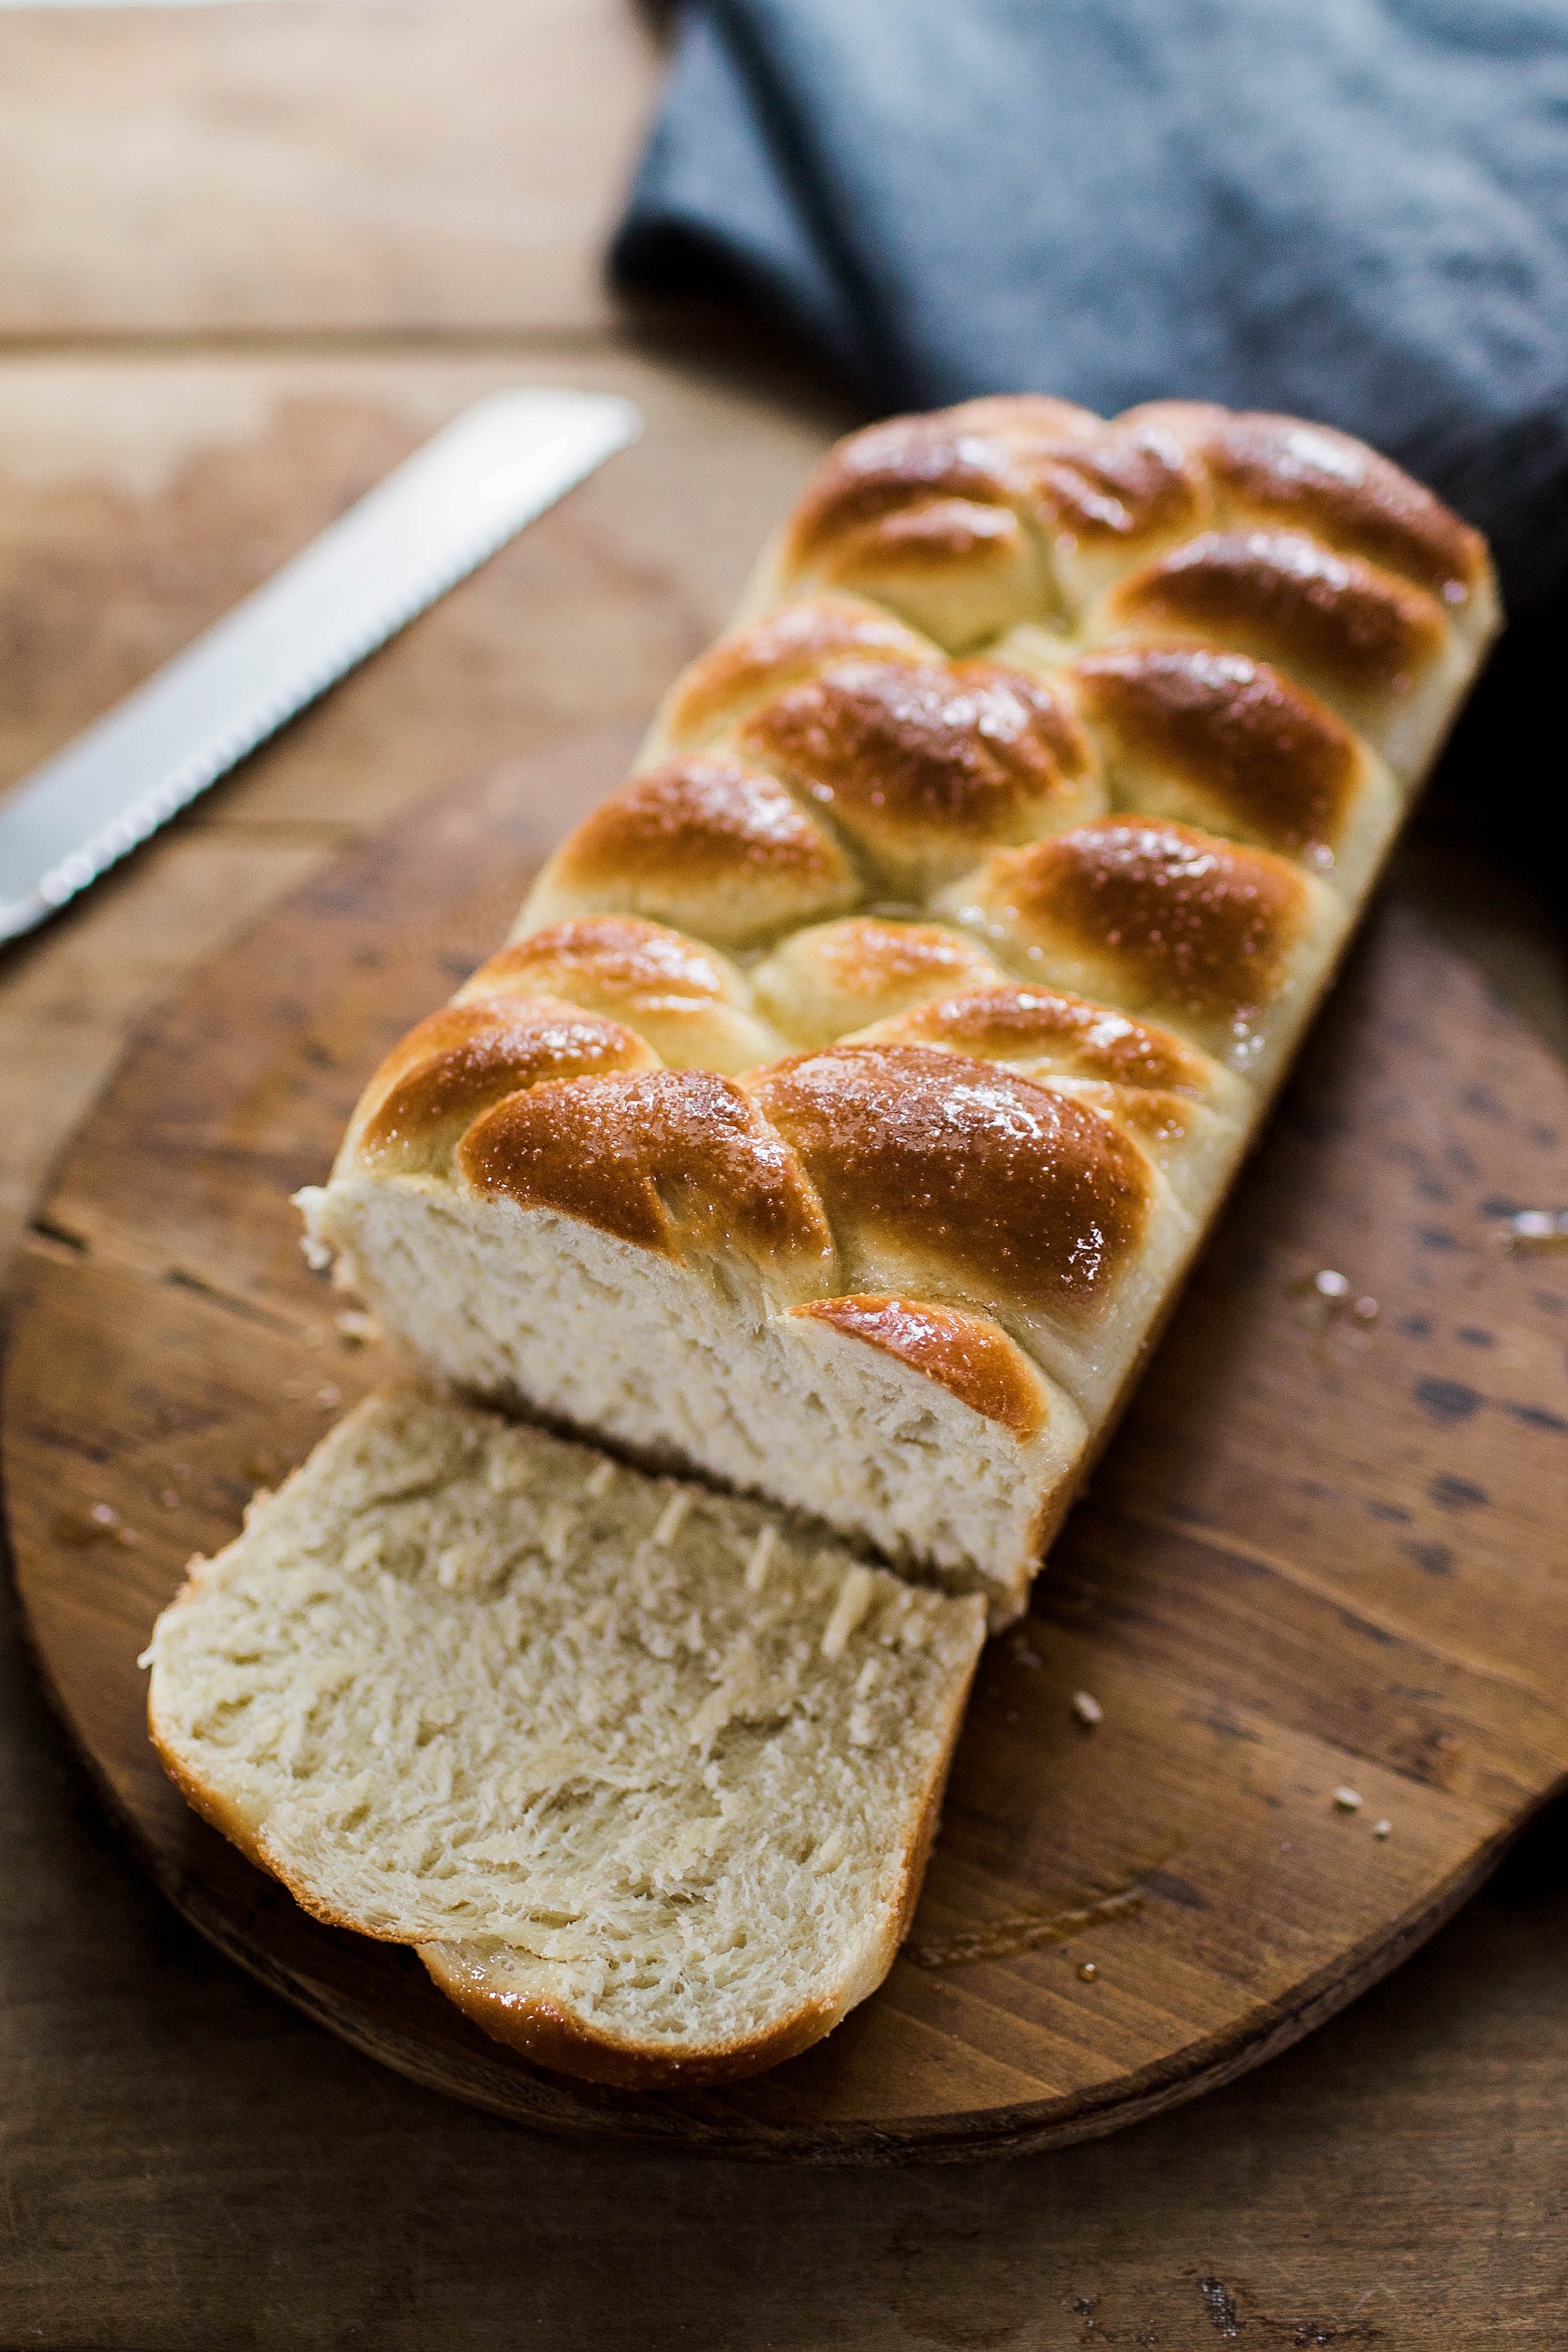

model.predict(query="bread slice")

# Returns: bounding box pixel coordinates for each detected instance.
[298,396,1499,1627]
[144,1388,985,2087]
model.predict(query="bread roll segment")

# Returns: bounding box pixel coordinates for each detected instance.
[459,915,786,1075]
[301,395,1497,1628]
[144,1391,986,2087]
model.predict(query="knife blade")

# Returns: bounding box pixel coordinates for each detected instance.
[0,388,642,945]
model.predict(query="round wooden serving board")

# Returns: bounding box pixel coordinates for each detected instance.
[6,731,1568,2166]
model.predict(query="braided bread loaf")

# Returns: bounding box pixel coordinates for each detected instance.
[300,397,1497,1627]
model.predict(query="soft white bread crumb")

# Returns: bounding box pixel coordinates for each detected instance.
[144,1389,985,2087]
[297,1181,1088,1626]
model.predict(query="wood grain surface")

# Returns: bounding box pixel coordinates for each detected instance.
[3,0,1568,2329]
[0,0,661,342]
[7,718,1567,2164]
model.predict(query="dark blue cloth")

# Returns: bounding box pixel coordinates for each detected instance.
[612,1,1568,613]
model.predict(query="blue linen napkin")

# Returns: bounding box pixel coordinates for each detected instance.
[612,0,1568,615]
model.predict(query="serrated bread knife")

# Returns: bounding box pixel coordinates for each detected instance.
[0,389,642,945]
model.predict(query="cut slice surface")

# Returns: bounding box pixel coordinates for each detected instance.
[144,1390,985,2086]
[295,1185,1085,1622]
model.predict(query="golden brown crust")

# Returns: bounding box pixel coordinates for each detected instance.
[849,981,1220,1094]
[779,918,998,1002]
[789,400,1208,545]
[783,412,1032,569]
[1128,402,1489,602]
[457,1066,837,1278]
[791,1294,1050,1438]
[969,820,1311,1026]
[531,755,860,949]
[815,498,1031,591]
[784,400,1208,595]
[1069,645,1364,859]
[461,917,781,1073]
[658,593,934,747]
[746,1042,1152,1326]
[774,399,1484,684]
[350,1000,658,1173]
[751,917,1006,1050]
[740,657,1100,883]
[419,1951,840,2088]
[1024,421,1209,548]
[467,915,744,1017]
[1107,530,1447,702]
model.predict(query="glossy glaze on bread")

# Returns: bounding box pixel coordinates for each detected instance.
[301,395,1497,1624]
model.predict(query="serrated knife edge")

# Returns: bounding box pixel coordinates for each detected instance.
[0,388,642,944]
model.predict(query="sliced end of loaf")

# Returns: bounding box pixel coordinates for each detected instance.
[417,1941,845,2089]
[298,1178,1086,1625]
[144,1388,985,2085]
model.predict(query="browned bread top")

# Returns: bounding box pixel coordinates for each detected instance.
[750,916,1004,1052]
[847,980,1228,1096]
[786,395,1488,629]
[456,1066,837,1290]
[465,913,742,1013]
[514,397,1491,1053]
[348,998,658,1177]
[321,395,1492,1463]
[738,655,1100,889]
[1122,403,1489,604]
[653,591,932,750]
[461,915,783,1074]
[745,1042,1154,1326]
[789,1294,1053,1439]
[523,753,860,950]
[425,1032,1166,1343]
[1066,645,1369,863]
[949,819,1315,1026]
[1103,530,1448,709]
[784,398,1205,589]
[784,404,1045,563]
[762,397,1495,776]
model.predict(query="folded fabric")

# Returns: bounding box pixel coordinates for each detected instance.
[613,0,1568,613]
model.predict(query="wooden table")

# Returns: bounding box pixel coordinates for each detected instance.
[1,5,1565,2341]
